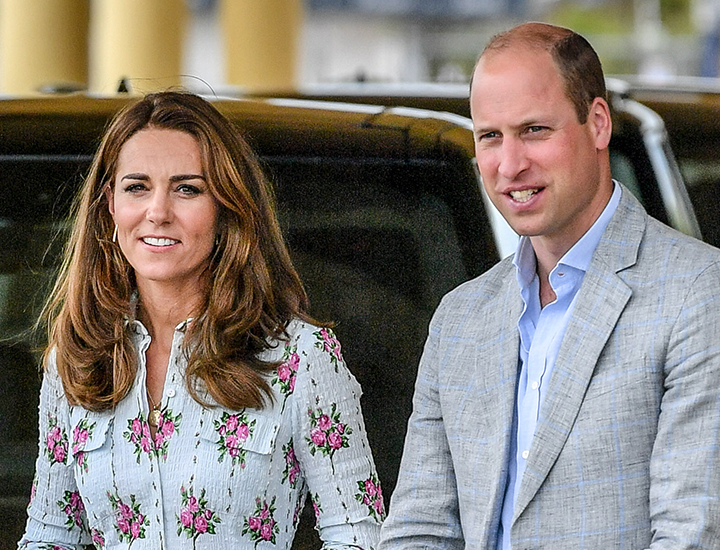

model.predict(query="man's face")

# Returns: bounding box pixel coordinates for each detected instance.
[470,47,612,257]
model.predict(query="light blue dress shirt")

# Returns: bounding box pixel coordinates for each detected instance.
[499,182,621,549]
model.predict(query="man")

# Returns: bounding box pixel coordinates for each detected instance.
[379,22,720,549]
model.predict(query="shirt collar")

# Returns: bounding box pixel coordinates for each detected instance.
[513,181,622,289]
[124,290,193,335]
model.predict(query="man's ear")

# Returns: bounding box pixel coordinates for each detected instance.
[588,97,612,150]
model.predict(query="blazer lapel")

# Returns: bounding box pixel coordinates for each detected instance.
[513,186,646,520]
[477,270,524,542]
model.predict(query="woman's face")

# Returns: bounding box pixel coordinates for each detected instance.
[108,127,219,292]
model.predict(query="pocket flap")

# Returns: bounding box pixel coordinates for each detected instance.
[69,409,112,455]
[199,406,280,455]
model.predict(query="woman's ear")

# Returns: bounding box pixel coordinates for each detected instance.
[105,184,115,217]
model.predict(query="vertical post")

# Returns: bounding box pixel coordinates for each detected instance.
[0,0,89,94]
[220,0,302,93]
[89,0,188,94]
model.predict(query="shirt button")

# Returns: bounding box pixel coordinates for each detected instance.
[531,381,539,390]
[522,450,529,460]
[166,389,176,398]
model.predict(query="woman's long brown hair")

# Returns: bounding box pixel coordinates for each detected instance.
[41,91,312,412]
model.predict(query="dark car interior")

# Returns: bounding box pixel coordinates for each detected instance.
[0,130,497,547]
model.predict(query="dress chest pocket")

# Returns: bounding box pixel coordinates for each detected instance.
[193,406,288,529]
[198,406,282,468]
[68,408,113,479]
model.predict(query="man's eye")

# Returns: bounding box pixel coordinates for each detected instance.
[478,131,499,141]
[527,126,547,134]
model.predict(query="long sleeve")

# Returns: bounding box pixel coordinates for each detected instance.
[292,326,384,550]
[19,357,93,549]
[19,321,383,548]
[648,261,720,548]
[378,306,464,550]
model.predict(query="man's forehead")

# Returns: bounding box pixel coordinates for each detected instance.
[478,44,554,71]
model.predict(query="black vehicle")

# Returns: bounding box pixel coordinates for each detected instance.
[266,78,702,241]
[611,75,720,249]
[0,90,697,548]
[0,94,499,549]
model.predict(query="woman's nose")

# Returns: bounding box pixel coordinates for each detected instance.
[146,191,172,224]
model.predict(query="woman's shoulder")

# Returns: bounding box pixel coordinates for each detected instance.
[283,318,337,347]
[265,319,355,390]
[41,347,64,391]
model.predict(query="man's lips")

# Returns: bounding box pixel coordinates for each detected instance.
[508,188,541,203]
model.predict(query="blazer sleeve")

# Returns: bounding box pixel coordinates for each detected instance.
[379,304,465,550]
[649,261,720,548]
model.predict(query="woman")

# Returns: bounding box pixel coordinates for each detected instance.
[20,92,384,549]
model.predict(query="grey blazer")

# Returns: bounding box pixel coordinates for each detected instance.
[379,188,720,549]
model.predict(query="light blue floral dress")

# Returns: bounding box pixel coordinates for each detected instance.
[19,320,384,549]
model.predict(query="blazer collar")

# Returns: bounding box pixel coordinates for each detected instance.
[512,184,647,520]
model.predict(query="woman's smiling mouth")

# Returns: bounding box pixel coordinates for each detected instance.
[142,237,179,247]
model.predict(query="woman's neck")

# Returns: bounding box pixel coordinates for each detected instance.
[135,278,204,342]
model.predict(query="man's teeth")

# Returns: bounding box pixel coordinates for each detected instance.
[143,237,178,247]
[509,189,538,203]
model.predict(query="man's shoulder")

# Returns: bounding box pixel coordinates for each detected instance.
[640,216,720,269]
[601,186,720,274]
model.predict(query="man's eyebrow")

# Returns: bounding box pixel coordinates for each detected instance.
[474,118,546,136]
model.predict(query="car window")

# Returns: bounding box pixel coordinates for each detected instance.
[674,158,720,248]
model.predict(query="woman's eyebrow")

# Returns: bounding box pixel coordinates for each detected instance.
[170,173,206,182]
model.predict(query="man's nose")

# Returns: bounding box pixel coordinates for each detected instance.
[497,138,530,180]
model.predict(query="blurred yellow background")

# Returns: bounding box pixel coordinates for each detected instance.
[0,0,716,95]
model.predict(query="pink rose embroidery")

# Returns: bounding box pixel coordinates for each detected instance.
[214,411,255,468]
[271,343,300,411]
[314,328,343,371]
[310,428,327,447]
[242,496,279,547]
[107,492,148,542]
[176,484,221,543]
[91,528,105,548]
[72,419,94,473]
[306,403,353,472]
[282,440,301,488]
[311,493,322,521]
[123,408,181,462]
[355,473,386,522]
[57,490,85,529]
[44,415,68,466]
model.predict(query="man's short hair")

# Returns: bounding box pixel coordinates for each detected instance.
[475,22,607,124]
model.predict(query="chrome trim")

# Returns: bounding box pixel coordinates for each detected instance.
[613,95,702,239]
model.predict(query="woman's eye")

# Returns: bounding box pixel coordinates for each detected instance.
[123,183,147,193]
[177,184,202,196]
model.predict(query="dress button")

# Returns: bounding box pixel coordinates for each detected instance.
[166,389,176,398]
[531,381,539,390]
[522,450,529,460]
